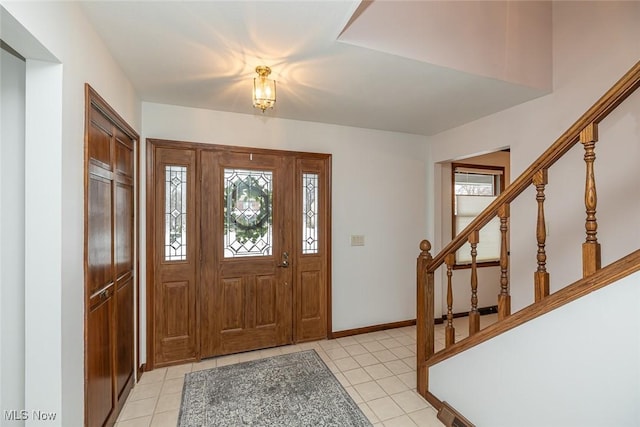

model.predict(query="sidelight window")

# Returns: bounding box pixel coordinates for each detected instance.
[165,165,188,261]
[302,173,319,254]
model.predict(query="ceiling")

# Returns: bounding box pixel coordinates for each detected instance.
[80,1,552,136]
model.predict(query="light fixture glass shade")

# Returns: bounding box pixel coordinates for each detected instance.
[253,66,276,112]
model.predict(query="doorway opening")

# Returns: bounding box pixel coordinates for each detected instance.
[437,149,510,317]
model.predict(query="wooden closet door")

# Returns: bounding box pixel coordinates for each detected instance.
[114,127,135,399]
[86,105,117,427]
[85,86,137,427]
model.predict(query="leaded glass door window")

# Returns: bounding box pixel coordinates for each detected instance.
[223,168,273,257]
[302,173,319,254]
[165,165,188,261]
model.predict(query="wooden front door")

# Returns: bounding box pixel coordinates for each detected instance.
[200,150,293,356]
[147,140,331,368]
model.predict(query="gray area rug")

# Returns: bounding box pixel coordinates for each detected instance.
[178,349,372,426]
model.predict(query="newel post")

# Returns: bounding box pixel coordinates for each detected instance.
[581,123,601,277]
[416,240,434,398]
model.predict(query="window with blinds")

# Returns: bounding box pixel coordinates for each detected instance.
[452,164,504,265]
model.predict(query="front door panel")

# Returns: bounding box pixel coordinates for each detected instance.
[152,148,198,365]
[201,151,293,357]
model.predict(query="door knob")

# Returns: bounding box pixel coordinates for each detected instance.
[277,251,289,268]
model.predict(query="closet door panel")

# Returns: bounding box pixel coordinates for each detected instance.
[115,276,134,399]
[85,87,137,427]
[86,296,114,427]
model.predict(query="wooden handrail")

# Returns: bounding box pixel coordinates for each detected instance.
[427,60,640,273]
[426,249,640,367]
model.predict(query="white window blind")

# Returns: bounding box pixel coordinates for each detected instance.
[455,195,500,263]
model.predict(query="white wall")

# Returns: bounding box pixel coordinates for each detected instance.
[426,1,640,312]
[141,102,427,360]
[0,2,140,424]
[1,47,26,422]
[430,270,640,427]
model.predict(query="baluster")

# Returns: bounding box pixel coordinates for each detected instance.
[580,123,601,277]
[533,169,549,302]
[445,253,455,347]
[468,230,480,335]
[416,240,433,397]
[498,204,511,319]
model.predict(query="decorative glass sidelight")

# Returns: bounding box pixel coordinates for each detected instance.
[224,169,273,257]
[302,173,319,254]
[165,165,188,261]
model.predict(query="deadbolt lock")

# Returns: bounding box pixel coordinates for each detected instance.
[277,251,289,268]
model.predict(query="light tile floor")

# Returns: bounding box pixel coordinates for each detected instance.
[115,314,497,427]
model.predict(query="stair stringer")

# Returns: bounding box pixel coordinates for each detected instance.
[429,271,640,427]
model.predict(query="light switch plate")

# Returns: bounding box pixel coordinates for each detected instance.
[350,235,365,246]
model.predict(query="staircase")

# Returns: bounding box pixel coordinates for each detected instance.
[416,60,640,426]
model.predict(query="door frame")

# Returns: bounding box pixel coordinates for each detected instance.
[83,84,140,425]
[145,138,332,370]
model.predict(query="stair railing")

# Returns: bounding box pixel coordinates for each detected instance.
[417,60,640,407]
